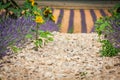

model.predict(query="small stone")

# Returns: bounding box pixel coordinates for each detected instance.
[114,63,120,66]
[90,72,94,74]
[46,60,54,65]
[63,70,72,74]
[109,70,115,74]
[56,74,67,78]
[40,61,45,65]
[44,72,52,78]
[105,65,111,69]
[117,72,120,74]
[75,73,80,76]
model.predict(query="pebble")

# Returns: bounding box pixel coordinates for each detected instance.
[0,32,119,80]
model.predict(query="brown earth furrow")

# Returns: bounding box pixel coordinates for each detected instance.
[73,10,81,33]
[60,10,70,33]
[104,9,112,16]
[94,9,103,19]
[84,10,94,33]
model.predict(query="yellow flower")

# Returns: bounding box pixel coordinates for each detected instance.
[51,15,56,22]
[34,11,40,15]
[31,1,34,6]
[29,0,34,6]
[43,10,48,15]
[35,16,44,24]
[43,9,52,16]
[46,7,52,13]
[49,10,52,14]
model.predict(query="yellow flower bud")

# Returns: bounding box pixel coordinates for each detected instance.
[34,11,40,15]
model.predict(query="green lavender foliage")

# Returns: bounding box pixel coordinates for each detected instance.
[10,46,21,53]
[95,4,120,57]
[100,40,120,57]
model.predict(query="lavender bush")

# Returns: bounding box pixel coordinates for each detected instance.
[95,4,120,57]
[0,14,58,58]
[40,20,59,32]
[101,4,120,49]
[105,16,120,48]
[0,15,36,58]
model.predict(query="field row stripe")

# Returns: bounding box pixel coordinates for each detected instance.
[53,9,111,33]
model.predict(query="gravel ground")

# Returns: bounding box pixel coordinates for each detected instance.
[0,32,120,80]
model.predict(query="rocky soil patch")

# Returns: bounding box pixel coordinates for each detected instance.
[0,32,120,80]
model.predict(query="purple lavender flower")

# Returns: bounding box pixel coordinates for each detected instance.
[0,15,36,58]
[102,15,120,49]
[0,13,59,58]
[40,20,59,32]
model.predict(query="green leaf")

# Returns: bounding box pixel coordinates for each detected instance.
[11,46,21,53]
[38,30,44,33]
[0,2,11,10]
[48,37,53,41]
[25,34,33,38]
[34,39,43,47]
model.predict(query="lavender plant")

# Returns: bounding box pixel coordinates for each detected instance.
[0,14,36,58]
[40,20,59,32]
[95,4,120,57]
[0,0,58,58]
